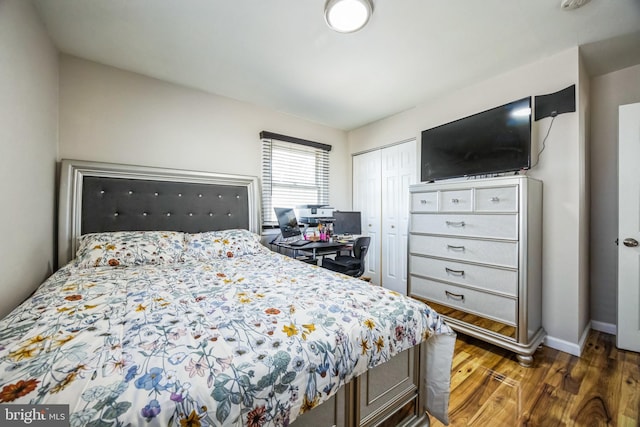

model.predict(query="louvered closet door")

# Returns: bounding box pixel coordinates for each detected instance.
[352,150,381,285]
[381,140,416,294]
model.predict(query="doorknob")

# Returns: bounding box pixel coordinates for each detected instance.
[623,238,639,247]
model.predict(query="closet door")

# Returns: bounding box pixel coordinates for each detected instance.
[352,150,381,285]
[618,102,640,352]
[381,140,416,294]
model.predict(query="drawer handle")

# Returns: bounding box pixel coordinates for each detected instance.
[445,267,465,276]
[490,196,500,202]
[445,220,465,227]
[451,198,460,204]
[445,290,465,302]
[446,244,465,251]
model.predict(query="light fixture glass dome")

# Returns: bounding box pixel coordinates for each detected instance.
[324,0,373,33]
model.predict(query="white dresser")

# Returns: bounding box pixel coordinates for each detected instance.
[409,175,544,366]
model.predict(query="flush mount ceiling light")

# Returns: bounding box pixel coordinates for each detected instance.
[324,0,373,33]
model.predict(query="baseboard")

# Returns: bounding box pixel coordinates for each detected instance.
[590,320,616,335]
[544,335,581,356]
[543,322,592,356]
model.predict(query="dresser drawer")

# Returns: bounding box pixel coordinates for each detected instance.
[440,189,473,212]
[411,191,438,212]
[410,255,517,296]
[475,186,518,212]
[410,276,516,325]
[411,213,518,240]
[409,234,518,268]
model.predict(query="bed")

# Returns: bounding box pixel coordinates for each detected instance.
[0,160,455,427]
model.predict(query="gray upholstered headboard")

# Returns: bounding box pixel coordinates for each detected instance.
[58,159,261,267]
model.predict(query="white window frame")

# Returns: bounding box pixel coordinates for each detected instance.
[261,131,331,225]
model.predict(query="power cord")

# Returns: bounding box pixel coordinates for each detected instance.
[531,114,557,168]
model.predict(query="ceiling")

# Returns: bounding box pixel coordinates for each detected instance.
[34,0,640,130]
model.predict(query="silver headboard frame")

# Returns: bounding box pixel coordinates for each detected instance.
[58,159,261,268]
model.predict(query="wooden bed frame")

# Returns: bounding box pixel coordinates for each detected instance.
[58,159,432,427]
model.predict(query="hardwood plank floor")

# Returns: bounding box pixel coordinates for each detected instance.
[429,330,640,427]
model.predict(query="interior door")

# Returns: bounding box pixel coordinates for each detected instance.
[381,140,416,294]
[618,102,640,352]
[352,150,381,285]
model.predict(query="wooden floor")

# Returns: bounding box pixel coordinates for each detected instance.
[429,330,639,427]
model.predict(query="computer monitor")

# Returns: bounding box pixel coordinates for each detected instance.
[274,207,303,239]
[333,211,362,235]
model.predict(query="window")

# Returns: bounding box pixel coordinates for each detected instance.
[261,131,331,225]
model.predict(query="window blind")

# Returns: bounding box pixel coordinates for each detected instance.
[261,132,330,225]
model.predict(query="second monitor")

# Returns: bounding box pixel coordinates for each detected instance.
[332,211,362,236]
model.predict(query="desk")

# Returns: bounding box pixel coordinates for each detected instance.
[272,241,349,262]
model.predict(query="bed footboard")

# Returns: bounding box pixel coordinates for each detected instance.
[291,343,429,427]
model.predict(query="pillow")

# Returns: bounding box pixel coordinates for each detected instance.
[184,229,265,261]
[75,231,185,268]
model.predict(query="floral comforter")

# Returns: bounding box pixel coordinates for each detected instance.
[0,249,454,426]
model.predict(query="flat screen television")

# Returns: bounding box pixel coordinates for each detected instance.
[333,211,362,235]
[274,207,302,238]
[421,97,532,182]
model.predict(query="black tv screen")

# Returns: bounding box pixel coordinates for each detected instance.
[421,97,531,182]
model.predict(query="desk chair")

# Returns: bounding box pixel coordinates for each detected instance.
[322,237,371,277]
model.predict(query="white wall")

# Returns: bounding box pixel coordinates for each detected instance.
[59,55,350,213]
[577,55,591,343]
[349,48,589,352]
[0,0,58,317]
[590,63,640,328]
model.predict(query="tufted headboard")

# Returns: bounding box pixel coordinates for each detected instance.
[58,159,261,267]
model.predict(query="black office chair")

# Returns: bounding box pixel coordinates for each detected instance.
[322,237,371,277]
